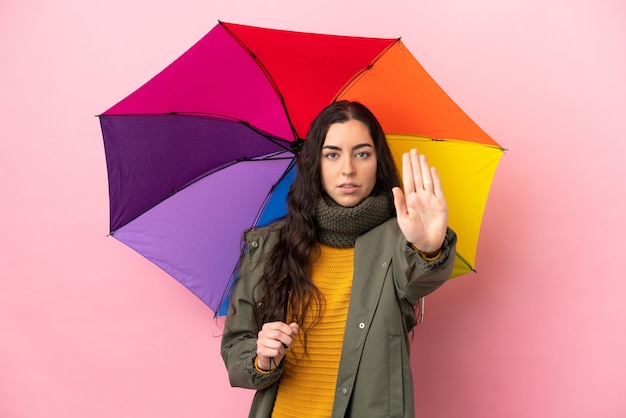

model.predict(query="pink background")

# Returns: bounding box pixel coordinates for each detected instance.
[2,1,625,417]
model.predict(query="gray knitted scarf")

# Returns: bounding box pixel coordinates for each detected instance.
[315,194,394,248]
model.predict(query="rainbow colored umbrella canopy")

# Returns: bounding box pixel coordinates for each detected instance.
[99,21,504,315]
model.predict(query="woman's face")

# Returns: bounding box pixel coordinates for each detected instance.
[320,119,378,207]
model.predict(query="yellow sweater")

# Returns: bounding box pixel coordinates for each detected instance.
[271,244,354,418]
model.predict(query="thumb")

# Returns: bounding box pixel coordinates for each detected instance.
[392,187,407,216]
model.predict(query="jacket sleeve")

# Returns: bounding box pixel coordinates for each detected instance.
[393,226,457,305]
[220,230,284,390]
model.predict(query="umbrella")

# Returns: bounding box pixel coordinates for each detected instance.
[98,21,504,316]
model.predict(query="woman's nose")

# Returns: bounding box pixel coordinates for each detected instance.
[341,158,355,175]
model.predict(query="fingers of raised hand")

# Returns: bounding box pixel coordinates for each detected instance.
[403,149,434,194]
[419,155,434,193]
[429,166,445,199]
[402,152,416,193]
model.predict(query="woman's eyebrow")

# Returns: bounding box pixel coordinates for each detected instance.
[322,143,373,151]
[352,143,373,151]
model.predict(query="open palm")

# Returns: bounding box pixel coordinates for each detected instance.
[392,149,448,255]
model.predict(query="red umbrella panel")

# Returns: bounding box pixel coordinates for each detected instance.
[99,21,504,315]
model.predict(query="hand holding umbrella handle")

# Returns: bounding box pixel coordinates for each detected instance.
[256,321,299,372]
[392,149,448,256]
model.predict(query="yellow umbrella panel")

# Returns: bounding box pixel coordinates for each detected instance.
[387,134,503,278]
[338,39,505,278]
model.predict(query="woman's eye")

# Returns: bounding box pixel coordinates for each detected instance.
[325,152,339,159]
[355,151,370,158]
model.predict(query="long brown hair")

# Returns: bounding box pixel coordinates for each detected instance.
[251,101,401,336]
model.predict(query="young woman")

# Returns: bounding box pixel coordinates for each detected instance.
[221,101,457,418]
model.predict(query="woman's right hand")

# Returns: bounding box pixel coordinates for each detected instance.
[256,321,299,371]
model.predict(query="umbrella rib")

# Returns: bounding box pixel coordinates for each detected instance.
[102,111,296,152]
[237,119,297,153]
[215,154,291,316]
[104,112,298,235]
[172,112,299,153]
[109,153,293,236]
[387,134,508,152]
[219,21,300,141]
[332,37,402,102]
[455,252,477,274]
[166,146,295,198]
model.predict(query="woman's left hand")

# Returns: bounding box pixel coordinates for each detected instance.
[392,149,448,256]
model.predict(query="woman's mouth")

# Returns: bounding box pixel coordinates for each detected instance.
[339,183,360,193]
